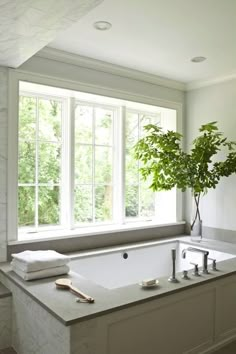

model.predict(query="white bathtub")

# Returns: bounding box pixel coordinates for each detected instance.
[70,240,235,289]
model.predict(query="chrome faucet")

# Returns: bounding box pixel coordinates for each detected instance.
[182,247,209,274]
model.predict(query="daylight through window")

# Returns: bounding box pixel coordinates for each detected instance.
[18,82,177,236]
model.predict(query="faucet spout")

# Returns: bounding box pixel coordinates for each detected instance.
[182,247,209,274]
[186,247,209,257]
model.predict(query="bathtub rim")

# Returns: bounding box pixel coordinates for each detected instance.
[68,236,236,261]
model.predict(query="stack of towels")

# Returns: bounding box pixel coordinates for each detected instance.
[11,250,70,281]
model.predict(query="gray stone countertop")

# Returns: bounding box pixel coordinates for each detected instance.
[1,235,236,326]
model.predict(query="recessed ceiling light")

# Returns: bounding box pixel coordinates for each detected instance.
[191,56,207,63]
[93,21,112,31]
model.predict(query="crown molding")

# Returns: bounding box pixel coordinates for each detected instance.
[186,72,236,91]
[33,47,236,92]
[35,47,186,91]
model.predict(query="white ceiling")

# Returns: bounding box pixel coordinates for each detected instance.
[49,0,236,84]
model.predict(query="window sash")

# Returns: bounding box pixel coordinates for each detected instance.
[17,89,176,236]
[73,100,118,227]
[18,92,67,232]
[125,109,161,221]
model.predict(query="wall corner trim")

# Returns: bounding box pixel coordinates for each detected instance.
[186,73,236,91]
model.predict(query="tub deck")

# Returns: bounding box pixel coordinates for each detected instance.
[1,236,236,326]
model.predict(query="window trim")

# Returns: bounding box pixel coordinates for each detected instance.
[8,70,183,242]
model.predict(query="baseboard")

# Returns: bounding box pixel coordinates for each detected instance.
[199,334,236,354]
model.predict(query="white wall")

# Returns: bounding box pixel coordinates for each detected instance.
[0,55,184,261]
[185,79,236,232]
[0,68,8,261]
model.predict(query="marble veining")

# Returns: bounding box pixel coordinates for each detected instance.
[0,297,12,350]
[0,0,103,68]
[1,272,99,354]
[0,348,17,354]
[0,272,99,353]
[7,280,70,354]
[0,67,8,262]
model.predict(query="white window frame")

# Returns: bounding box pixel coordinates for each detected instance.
[125,107,162,222]
[72,99,120,228]
[18,90,68,233]
[8,70,183,242]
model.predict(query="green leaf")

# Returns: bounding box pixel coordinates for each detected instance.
[133,121,236,195]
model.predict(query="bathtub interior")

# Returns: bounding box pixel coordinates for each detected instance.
[71,241,177,289]
[70,241,235,289]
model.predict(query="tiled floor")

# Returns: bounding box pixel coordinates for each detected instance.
[0,348,17,354]
[213,341,236,354]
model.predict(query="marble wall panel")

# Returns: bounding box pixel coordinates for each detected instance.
[5,281,70,354]
[0,68,8,262]
[0,297,12,350]
[0,0,103,67]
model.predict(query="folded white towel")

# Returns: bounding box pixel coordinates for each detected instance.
[11,250,70,272]
[11,264,70,281]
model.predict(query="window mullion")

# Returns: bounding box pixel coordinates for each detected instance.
[35,97,39,230]
[92,107,96,223]
[118,106,126,224]
[59,97,68,228]
[155,113,162,220]
[138,113,141,219]
[69,98,75,229]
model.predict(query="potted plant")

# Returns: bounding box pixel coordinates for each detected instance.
[134,121,236,240]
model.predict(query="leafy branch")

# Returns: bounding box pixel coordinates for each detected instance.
[134,122,236,230]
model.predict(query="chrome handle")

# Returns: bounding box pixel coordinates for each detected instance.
[208,257,217,271]
[190,262,200,276]
[182,270,190,280]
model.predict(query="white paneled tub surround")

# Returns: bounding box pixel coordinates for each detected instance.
[70,240,235,289]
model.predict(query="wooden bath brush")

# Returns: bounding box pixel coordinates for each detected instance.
[55,278,94,303]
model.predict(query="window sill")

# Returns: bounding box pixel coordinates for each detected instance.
[11,221,186,245]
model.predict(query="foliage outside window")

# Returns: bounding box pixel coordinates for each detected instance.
[18,95,62,228]
[125,111,161,219]
[18,82,177,236]
[74,104,114,224]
